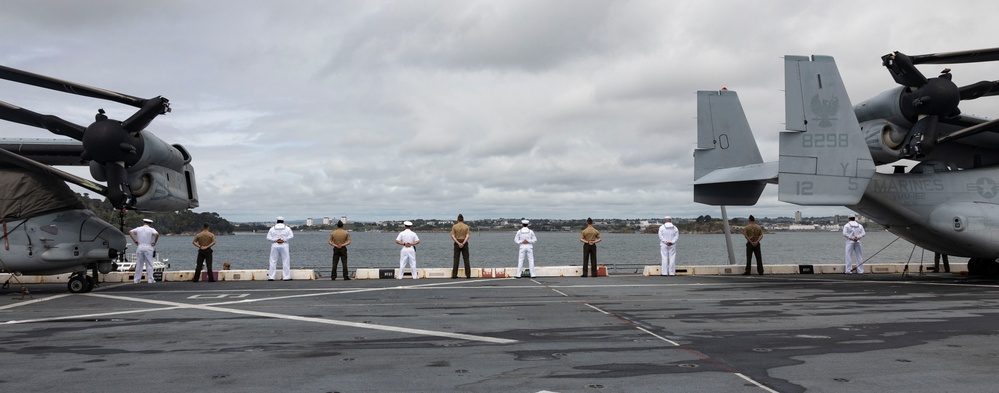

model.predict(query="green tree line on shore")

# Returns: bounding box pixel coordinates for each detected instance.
[77,193,235,235]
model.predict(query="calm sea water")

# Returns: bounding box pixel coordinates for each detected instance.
[148,230,955,275]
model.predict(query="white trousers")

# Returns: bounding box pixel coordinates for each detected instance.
[845,241,863,273]
[269,244,292,280]
[399,247,418,279]
[517,246,535,277]
[135,245,155,283]
[660,244,676,276]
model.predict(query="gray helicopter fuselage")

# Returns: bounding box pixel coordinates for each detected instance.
[851,164,999,259]
[0,208,125,275]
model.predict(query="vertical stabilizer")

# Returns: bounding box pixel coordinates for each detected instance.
[778,56,875,205]
[693,90,774,205]
[695,90,763,178]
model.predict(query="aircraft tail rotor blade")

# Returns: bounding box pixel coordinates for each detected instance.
[909,47,999,65]
[0,64,148,109]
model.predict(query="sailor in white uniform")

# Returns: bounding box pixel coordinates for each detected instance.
[843,215,866,273]
[129,218,159,283]
[266,216,294,280]
[514,220,537,278]
[658,216,679,276]
[395,221,420,279]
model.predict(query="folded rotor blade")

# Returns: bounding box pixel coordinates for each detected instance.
[121,96,170,134]
[0,147,107,195]
[0,100,86,140]
[909,47,999,65]
[882,51,928,87]
[959,80,999,100]
[936,117,999,144]
[0,64,148,109]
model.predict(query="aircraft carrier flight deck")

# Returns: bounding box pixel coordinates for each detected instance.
[2,273,998,393]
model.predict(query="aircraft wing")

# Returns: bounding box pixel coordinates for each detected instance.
[779,55,875,205]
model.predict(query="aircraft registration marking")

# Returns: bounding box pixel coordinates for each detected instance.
[801,133,848,148]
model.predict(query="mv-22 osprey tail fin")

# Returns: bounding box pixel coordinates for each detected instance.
[693,89,777,205]
[694,55,875,207]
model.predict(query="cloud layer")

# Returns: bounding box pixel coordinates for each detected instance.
[3,0,997,221]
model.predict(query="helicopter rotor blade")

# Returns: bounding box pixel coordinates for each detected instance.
[121,96,170,134]
[0,100,86,140]
[909,47,999,65]
[882,51,928,88]
[958,80,999,100]
[0,147,107,196]
[936,117,999,145]
[0,64,148,109]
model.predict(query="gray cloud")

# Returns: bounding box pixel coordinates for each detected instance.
[2,0,998,222]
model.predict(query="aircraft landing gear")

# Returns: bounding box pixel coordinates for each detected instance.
[67,272,95,293]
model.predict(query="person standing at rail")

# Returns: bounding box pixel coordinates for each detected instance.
[450,214,472,279]
[396,221,420,279]
[328,220,351,280]
[192,223,217,282]
[129,218,159,284]
[515,220,537,278]
[658,216,679,276]
[580,217,602,277]
[267,216,294,281]
[843,215,866,274]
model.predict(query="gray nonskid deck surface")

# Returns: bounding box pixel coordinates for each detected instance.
[2,274,997,392]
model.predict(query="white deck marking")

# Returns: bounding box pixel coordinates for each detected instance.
[84,293,517,344]
[0,294,70,310]
[735,373,781,393]
[3,279,516,344]
[539,280,775,392]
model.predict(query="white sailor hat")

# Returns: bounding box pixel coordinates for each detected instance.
[276,216,285,221]
[521,219,529,224]
[404,221,413,226]
[142,218,153,223]
[664,216,671,220]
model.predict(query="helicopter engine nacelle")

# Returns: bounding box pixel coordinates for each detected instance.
[854,86,923,165]
[89,131,199,210]
[861,119,909,164]
[854,86,915,127]
[126,163,199,210]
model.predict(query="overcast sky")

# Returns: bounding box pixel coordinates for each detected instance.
[3,0,998,222]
